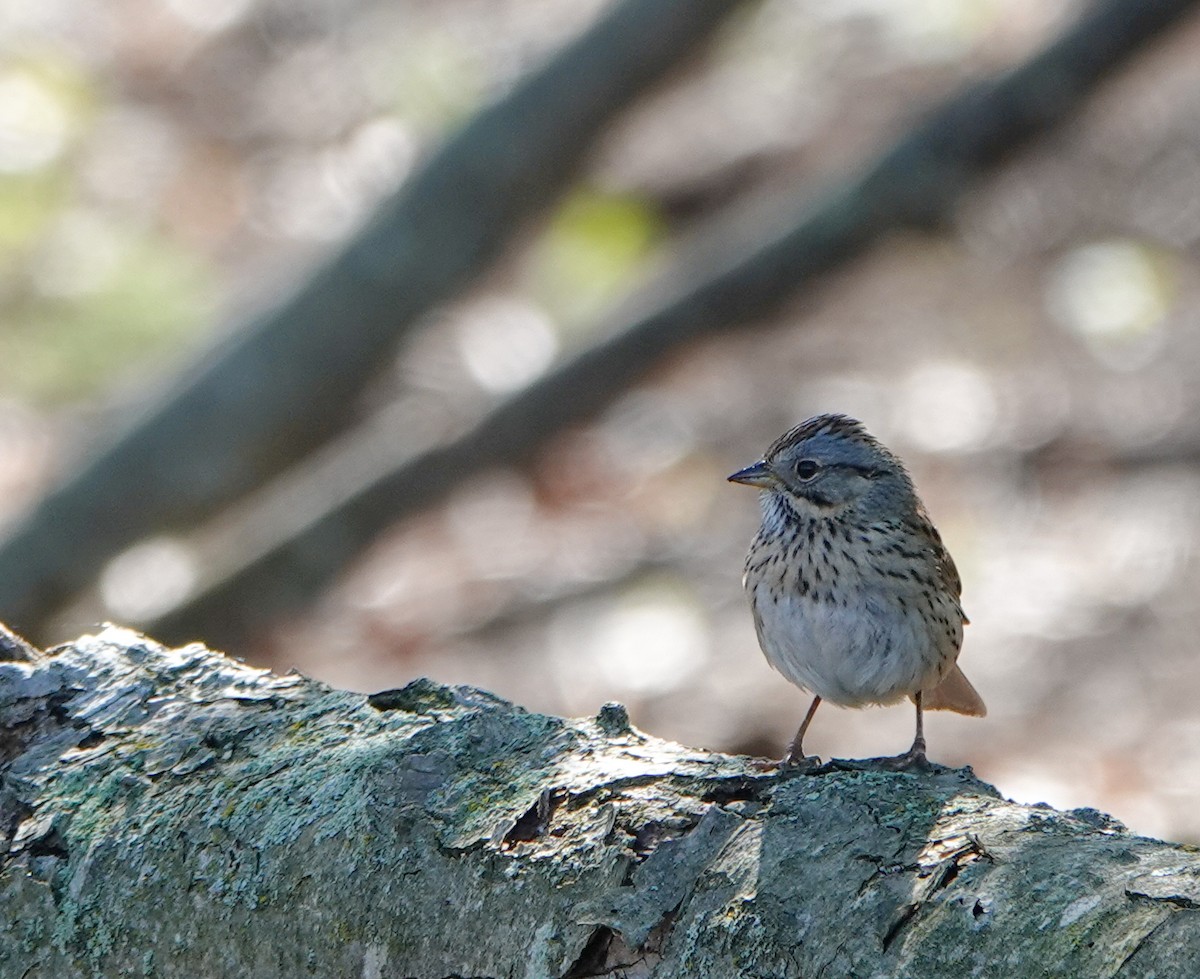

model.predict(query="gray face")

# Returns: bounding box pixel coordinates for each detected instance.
[729,422,914,516]
[768,432,897,509]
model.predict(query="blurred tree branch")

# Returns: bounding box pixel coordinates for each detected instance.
[0,0,745,639]
[145,0,1200,649]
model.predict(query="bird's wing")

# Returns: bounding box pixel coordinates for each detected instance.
[916,502,968,624]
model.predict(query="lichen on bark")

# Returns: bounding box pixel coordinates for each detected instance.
[1,624,1197,977]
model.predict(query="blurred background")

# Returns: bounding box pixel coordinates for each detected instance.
[3,0,1200,841]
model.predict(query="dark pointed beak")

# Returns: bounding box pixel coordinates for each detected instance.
[727,460,775,488]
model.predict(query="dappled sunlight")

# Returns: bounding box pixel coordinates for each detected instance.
[0,67,73,173]
[548,578,710,705]
[454,296,559,394]
[1046,239,1174,369]
[972,473,1197,641]
[161,0,252,34]
[898,361,999,453]
[99,537,200,622]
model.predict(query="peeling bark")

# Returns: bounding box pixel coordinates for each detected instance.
[1,625,1198,977]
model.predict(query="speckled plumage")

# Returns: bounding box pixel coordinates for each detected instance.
[729,414,984,768]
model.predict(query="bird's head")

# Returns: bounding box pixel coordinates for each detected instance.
[728,414,912,517]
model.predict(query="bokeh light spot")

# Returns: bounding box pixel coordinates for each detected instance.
[455,296,558,393]
[1047,240,1173,368]
[898,360,997,453]
[100,538,198,621]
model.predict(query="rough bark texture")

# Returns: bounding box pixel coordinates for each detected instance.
[1,624,1198,978]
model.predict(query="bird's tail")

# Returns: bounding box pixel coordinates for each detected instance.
[919,664,986,716]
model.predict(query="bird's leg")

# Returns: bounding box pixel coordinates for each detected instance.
[781,695,822,770]
[909,692,928,763]
[881,691,930,771]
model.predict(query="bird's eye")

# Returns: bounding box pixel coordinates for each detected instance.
[795,459,820,481]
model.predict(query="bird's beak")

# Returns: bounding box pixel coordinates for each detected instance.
[727,460,776,488]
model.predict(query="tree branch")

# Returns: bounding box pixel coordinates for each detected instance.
[1,625,1196,976]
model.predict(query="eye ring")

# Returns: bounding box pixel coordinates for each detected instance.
[795,459,820,481]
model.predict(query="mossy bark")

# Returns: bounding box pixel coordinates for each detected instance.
[1,624,1197,978]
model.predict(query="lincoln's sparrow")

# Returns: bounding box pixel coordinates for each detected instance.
[729,414,985,770]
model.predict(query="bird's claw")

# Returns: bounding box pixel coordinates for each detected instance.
[779,752,824,773]
[876,745,932,772]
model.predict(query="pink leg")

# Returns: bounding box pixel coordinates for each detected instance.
[782,695,822,768]
[881,691,930,770]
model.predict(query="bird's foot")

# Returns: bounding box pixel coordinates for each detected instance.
[876,741,932,772]
[778,751,824,773]
[749,753,823,774]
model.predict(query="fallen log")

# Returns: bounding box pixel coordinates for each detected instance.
[1,624,1196,976]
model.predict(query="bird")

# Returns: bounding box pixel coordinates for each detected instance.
[728,413,985,770]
